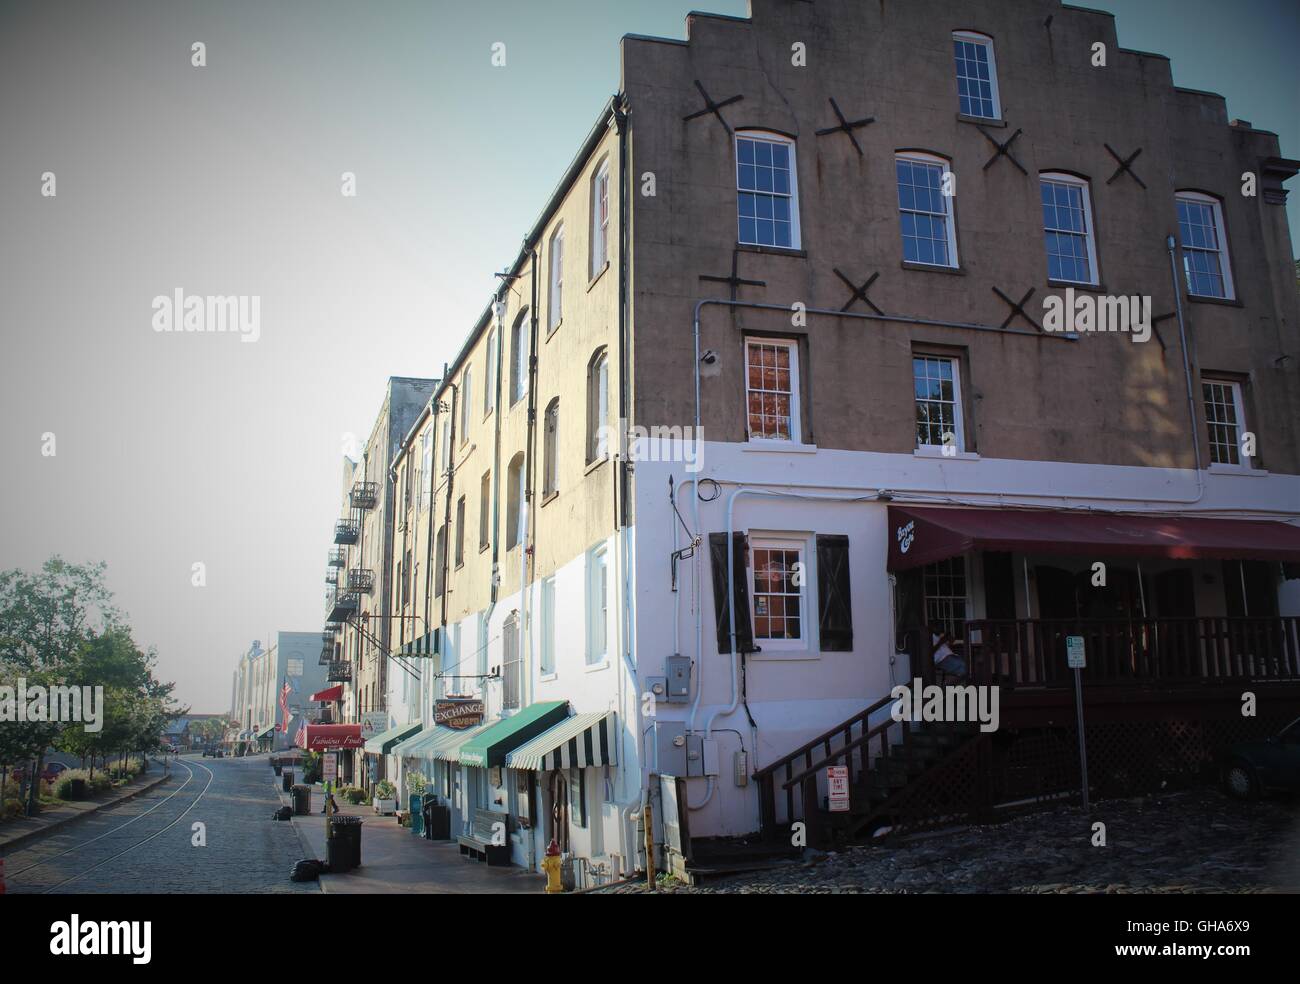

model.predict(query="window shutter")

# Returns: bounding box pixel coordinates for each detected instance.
[709,532,755,654]
[816,534,853,651]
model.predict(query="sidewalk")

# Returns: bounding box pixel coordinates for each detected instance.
[0,771,169,853]
[276,777,544,894]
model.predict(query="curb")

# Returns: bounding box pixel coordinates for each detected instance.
[0,772,170,855]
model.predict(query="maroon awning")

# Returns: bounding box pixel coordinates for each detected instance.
[298,724,363,751]
[887,506,1300,571]
[309,684,344,702]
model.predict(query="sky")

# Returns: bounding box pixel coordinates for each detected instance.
[1,0,1296,711]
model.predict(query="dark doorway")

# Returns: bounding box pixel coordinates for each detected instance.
[1153,569,1196,618]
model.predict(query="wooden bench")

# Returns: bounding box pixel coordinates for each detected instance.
[457,808,511,866]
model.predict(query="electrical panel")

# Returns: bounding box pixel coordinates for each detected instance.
[645,676,667,702]
[701,738,719,777]
[666,655,691,703]
[685,734,703,776]
[734,750,749,786]
[653,720,688,777]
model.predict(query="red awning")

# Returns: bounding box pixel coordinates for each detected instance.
[309,684,344,702]
[297,724,364,751]
[887,505,1300,571]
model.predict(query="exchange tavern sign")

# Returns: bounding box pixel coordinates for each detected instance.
[435,699,485,730]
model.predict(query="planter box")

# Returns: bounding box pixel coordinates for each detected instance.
[373,797,396,815]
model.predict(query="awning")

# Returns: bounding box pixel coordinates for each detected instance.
[310,684,344,702]
[400,631,437,657]
[364,722,421,755]
[887,505,1300,571]
[256,726,275,741]
[458,701,569,769]
[297,724,364,751]
[506,711,618,772]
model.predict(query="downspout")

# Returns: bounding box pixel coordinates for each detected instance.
[487,296,507,633]
[440,383,458,636]
[522,249,540,713]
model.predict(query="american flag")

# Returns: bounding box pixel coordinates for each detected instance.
[294,718,307,749]
[279,680,292,733]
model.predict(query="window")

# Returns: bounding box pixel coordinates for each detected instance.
[460,367,472,444]
[586,348,609,463]
[1203,378,1249,467]
[484,328,496,416]
[543,398,559,497]
[503,612,521,709]
[586,544,608,664]
[439,411,451,474]
[1177,192,1234,299]
[1041,173,1098,285]
[434,526,447,597]
[420,429,433,511]
[590,160,609,279]
[736,132,800,249]
[506,452,525,551]
[479,470,491,550]
[745,338,800,443]
[750,539,805,647]
[952,31,1000,120]
[913,355,964,451]
[897,154,957,267]
[476,612,489,692]
[510,309,530,405]
[454,496,466,567]
[540,575,556,675]
[548,225,563,330]
[924,557,968,640]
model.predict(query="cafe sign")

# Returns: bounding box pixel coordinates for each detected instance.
[435,699,485,731]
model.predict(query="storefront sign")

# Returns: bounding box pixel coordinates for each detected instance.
[826,765,850,813]
[435,699,485,730]
[360,711,387,739]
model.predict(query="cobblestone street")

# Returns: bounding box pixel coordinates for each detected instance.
[4,755,317,894]
[601,788,1300,894]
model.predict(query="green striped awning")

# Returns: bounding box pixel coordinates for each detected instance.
[458,701,569,769]
[363,721,421,755]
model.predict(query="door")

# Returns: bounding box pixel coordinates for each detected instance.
[548,771,570,854]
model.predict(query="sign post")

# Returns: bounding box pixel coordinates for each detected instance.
[826,765,850,813]
[1066,634,1090,812]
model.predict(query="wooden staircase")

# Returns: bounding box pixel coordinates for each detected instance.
[754,693,987,847]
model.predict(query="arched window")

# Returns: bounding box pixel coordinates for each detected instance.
[586,348,610,463]
[506,452,526,550]
[548,224,564,330]
[543,398,560,497]
[590,159,610,279]
[1175,191,1235,299]
[952,31,1001,120]
[510,309,530,405]
[735,130,800,249]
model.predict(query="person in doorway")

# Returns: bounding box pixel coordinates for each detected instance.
[931,625,968,677]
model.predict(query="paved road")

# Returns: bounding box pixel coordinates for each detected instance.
[4,754,317,894]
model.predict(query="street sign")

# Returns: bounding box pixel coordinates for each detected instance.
[826,765,850,813]
[1066,635,1087,668]
[323,753,337,784]
[1066,634,1091,811]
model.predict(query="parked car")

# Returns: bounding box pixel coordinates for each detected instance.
[1223,717,1300,800]
[10,761,68,784]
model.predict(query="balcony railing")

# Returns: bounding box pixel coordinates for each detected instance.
[328,547,346,567]
[325,568,339,586]
[334,520,360,545]
[320,644,333,665]
[350,481,379,510]
[955,616,1300,690]
[327,661,353,683]
[347,568,375,593]
[327,591,360,623]
[306,707,334,724]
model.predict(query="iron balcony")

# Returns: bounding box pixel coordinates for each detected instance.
[325,568,339,586]
[326,661,353,684]
[347,568,375,593]
[350,481,379,510]
[327,591,360,623]
[334,520,360,545]
[328,547,346,567]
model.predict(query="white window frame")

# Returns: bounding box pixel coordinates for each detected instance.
[912,354,965,453]
[543,398,559,497]
[1203,377,1251,469]
[548,224,564,331]
[420,429,433,512]
[475,612,489,694]
[460,366,473,444]
[539,575,556,676]
[735,130,802,250]
[590,160,609,280]
[1040,172,1099,286]
[586,543,609,665]
[952,31,1001,121]
[896,152,959,269]
[587,349,610,463]
[511,310,530,405]
[1176,191,1235,300]
[749,535,812,653]
[484,328,496,417]
[744,337,802,446]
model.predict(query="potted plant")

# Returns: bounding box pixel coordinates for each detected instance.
[373,779,397,815]
[406,772,428,835]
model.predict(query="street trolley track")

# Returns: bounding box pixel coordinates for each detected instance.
[4,757,215,894]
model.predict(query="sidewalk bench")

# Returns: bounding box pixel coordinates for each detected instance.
[457,808,511,866]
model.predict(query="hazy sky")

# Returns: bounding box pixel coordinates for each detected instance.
[1,0,1296,710]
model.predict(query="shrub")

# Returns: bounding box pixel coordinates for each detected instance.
[406,772,427,798]
[54,769,91,800]
[374,780,397,800]
[337,786,367,805]
[2,796,25,820]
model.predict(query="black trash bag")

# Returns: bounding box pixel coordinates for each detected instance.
[290,858,328,882]
[272,805,292,821]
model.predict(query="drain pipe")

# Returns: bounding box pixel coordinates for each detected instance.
[1167,235,1205,482]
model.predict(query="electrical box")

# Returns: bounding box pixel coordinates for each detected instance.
[701,738,719,777]
[666,655,691,703]
[645,677,668,702]
[653,720,688,777]
[685,734,704,777]
[734,750,749,787]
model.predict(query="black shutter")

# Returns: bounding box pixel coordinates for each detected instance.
[709,532,755,654]
[816,534,853,651]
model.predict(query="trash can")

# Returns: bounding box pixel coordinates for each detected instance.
[291,784,311,816]
[409,794,424,836]
[282,770,294,792]
[327,815,363,872]
[423,795,450,841]
[274,763,283,776]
